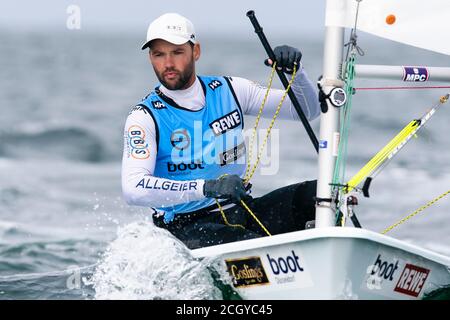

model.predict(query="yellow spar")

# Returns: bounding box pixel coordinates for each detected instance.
[344,94,449,194]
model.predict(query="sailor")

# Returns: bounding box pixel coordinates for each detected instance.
[122,13,320,249]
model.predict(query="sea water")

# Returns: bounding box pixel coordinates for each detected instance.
[1,30,449,299]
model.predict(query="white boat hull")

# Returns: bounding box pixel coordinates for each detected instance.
[191,227,450,299]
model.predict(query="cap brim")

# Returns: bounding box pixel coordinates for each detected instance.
[141,34,193,50]
[141,40,152,50]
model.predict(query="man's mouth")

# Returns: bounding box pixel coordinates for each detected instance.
[164,71,179,80]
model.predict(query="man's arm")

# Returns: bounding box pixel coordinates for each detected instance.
[230,66,320,121]
[121,108,205,208]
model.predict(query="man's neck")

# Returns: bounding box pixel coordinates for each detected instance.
[160,76,205,110]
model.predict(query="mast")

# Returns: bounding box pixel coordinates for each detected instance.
[315,0,345,228]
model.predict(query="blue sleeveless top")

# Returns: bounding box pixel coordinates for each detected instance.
[139,76,246,222]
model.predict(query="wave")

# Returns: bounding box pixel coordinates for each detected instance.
[0,127,109,163]
[0,236,105,281]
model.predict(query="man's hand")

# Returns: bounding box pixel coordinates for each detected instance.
[264,45,302,74]
[203,175,251,203]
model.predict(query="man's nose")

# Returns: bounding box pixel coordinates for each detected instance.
[163,55,175,68]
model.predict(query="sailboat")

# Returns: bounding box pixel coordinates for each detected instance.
[191,0,450,299]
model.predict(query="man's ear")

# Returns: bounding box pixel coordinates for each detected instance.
[193,43,201,61]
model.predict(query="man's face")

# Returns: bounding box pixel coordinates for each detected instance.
[149,39,200,90]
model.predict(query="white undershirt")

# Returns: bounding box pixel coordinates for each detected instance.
[121,67,320,209]
[159,77,205,111]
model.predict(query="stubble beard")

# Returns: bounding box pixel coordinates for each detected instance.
[155,58,195,91]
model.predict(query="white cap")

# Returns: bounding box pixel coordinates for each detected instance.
[141,13,196,50]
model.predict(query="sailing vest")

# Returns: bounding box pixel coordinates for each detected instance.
[139,76,246,222]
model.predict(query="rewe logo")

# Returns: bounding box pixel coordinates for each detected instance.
[370,254,399,281]
[394,264,430,297]
[267,250,304,275]
[209,110,241,136]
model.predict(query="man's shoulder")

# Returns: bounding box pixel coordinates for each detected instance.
[128,104,151,116]
[139,89,160,105]
[127,90,167,116]
[199,74,242,83]
[199,75,246,92]
[198,75,252,83]
[125,103,157,131]
[198,74,222,80]
[211,75,254,86]
[219,76,262,92]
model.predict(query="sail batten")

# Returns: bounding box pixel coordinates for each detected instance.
[326,0,450,56]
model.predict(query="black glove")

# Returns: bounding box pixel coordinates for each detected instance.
[203,175,251,203]
[264,45,302,74]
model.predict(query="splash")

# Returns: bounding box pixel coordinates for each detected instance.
[90,221,224,300]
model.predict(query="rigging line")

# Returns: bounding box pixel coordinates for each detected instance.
[355,86,450,91]
[344,0,365,59]
[215,198,246,230]
[353,0,362,31]
[240,200,272,236]
[334,53,356,225]
[245,61,277,183]
[334,0,363,222]
[245,63,297,183]
[336,0,364,197]
[381,190,450,234]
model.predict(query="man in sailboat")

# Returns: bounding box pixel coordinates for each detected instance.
[122,13,320,249]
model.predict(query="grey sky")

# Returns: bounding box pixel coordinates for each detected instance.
[0,0,325,38]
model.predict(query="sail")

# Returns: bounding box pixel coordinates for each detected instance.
[325,0,450,56]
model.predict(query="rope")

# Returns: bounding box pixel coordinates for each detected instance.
[213,173,246,229]
[244,61,278,183]
[215,198,246,229]
[216,62,298,236]
[244,62,298,183]
[240,200,272,236]
[333,0,363,225]
[344,0,365,58]
[381,190,450,234]
[333,50,357,226]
